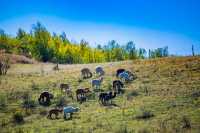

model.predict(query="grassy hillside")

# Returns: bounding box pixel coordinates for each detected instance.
[0,56,200,133]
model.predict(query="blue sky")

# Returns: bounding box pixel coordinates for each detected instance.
[0,0,200,55]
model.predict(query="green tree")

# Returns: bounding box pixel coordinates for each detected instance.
[0,29,11,52]
[32,22,54,62]
[138,48,146,59]
[125,41,138,59]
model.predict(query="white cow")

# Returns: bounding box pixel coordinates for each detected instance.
[63,106,80,119]
[92,77,103,90]
[95,66,104,76]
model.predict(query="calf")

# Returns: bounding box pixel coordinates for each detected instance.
[60,84,70,93]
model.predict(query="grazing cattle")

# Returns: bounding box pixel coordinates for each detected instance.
[66,89,74,100]
[81,68,92,79]
[95,66,104,76]
[38,91,54,105]
[118,71,131,82]
[60,84,74,100]
[116,69,125,77]
[77,96,86,104]
[76,88,91,102]
[113,80,124,94]
[99,92,107,104]
[126,71,137,80]
[92,77,103,90]
[47,108,63,119]
[99,91,117,105]
[60,83,70,92]
[63,106,80,119]
[119,71,136,82]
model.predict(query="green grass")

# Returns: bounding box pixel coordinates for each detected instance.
[0,57,200,133]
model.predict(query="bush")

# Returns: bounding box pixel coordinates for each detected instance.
[136,109,154,120]
[13,112,24,123]
[0,94,7,108]
[191,91,200,99]
[182,116,191,129]
[22,99,36,108]
[78,78,83,83]
[1,118,9,128]
[22,92,36,109]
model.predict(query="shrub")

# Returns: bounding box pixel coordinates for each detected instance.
[22,99,36,108]
[78,78,83,83]
[13,112,24,123]
[0,94,7,108]
[1,118,9,128]
[182,116,191,129]
[22,92,36,109]
[191,91,200,99]
[135,109,154,120]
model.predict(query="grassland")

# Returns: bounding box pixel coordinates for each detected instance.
[0,56,200,133]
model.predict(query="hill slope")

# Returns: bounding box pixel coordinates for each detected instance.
[0,56,200,133]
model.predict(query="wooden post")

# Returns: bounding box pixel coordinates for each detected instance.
[192,45,195,56]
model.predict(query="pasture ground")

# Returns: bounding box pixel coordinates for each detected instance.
[0,56,200,133]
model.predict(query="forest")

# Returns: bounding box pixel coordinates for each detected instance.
[0,22,169,64]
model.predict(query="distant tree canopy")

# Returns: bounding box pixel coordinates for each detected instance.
[0,22,169,64]
[149,46,169,58]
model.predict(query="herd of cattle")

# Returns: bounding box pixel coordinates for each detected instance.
[38,66,136,119]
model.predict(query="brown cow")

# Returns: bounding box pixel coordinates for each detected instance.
[81,68,92,79]
[47,108,63,119]
[76,88,91,102]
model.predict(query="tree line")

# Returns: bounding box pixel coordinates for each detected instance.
[0,22,169,64]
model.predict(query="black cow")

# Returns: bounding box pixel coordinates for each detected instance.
[38,91,54,105]
[116,69,125,77]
